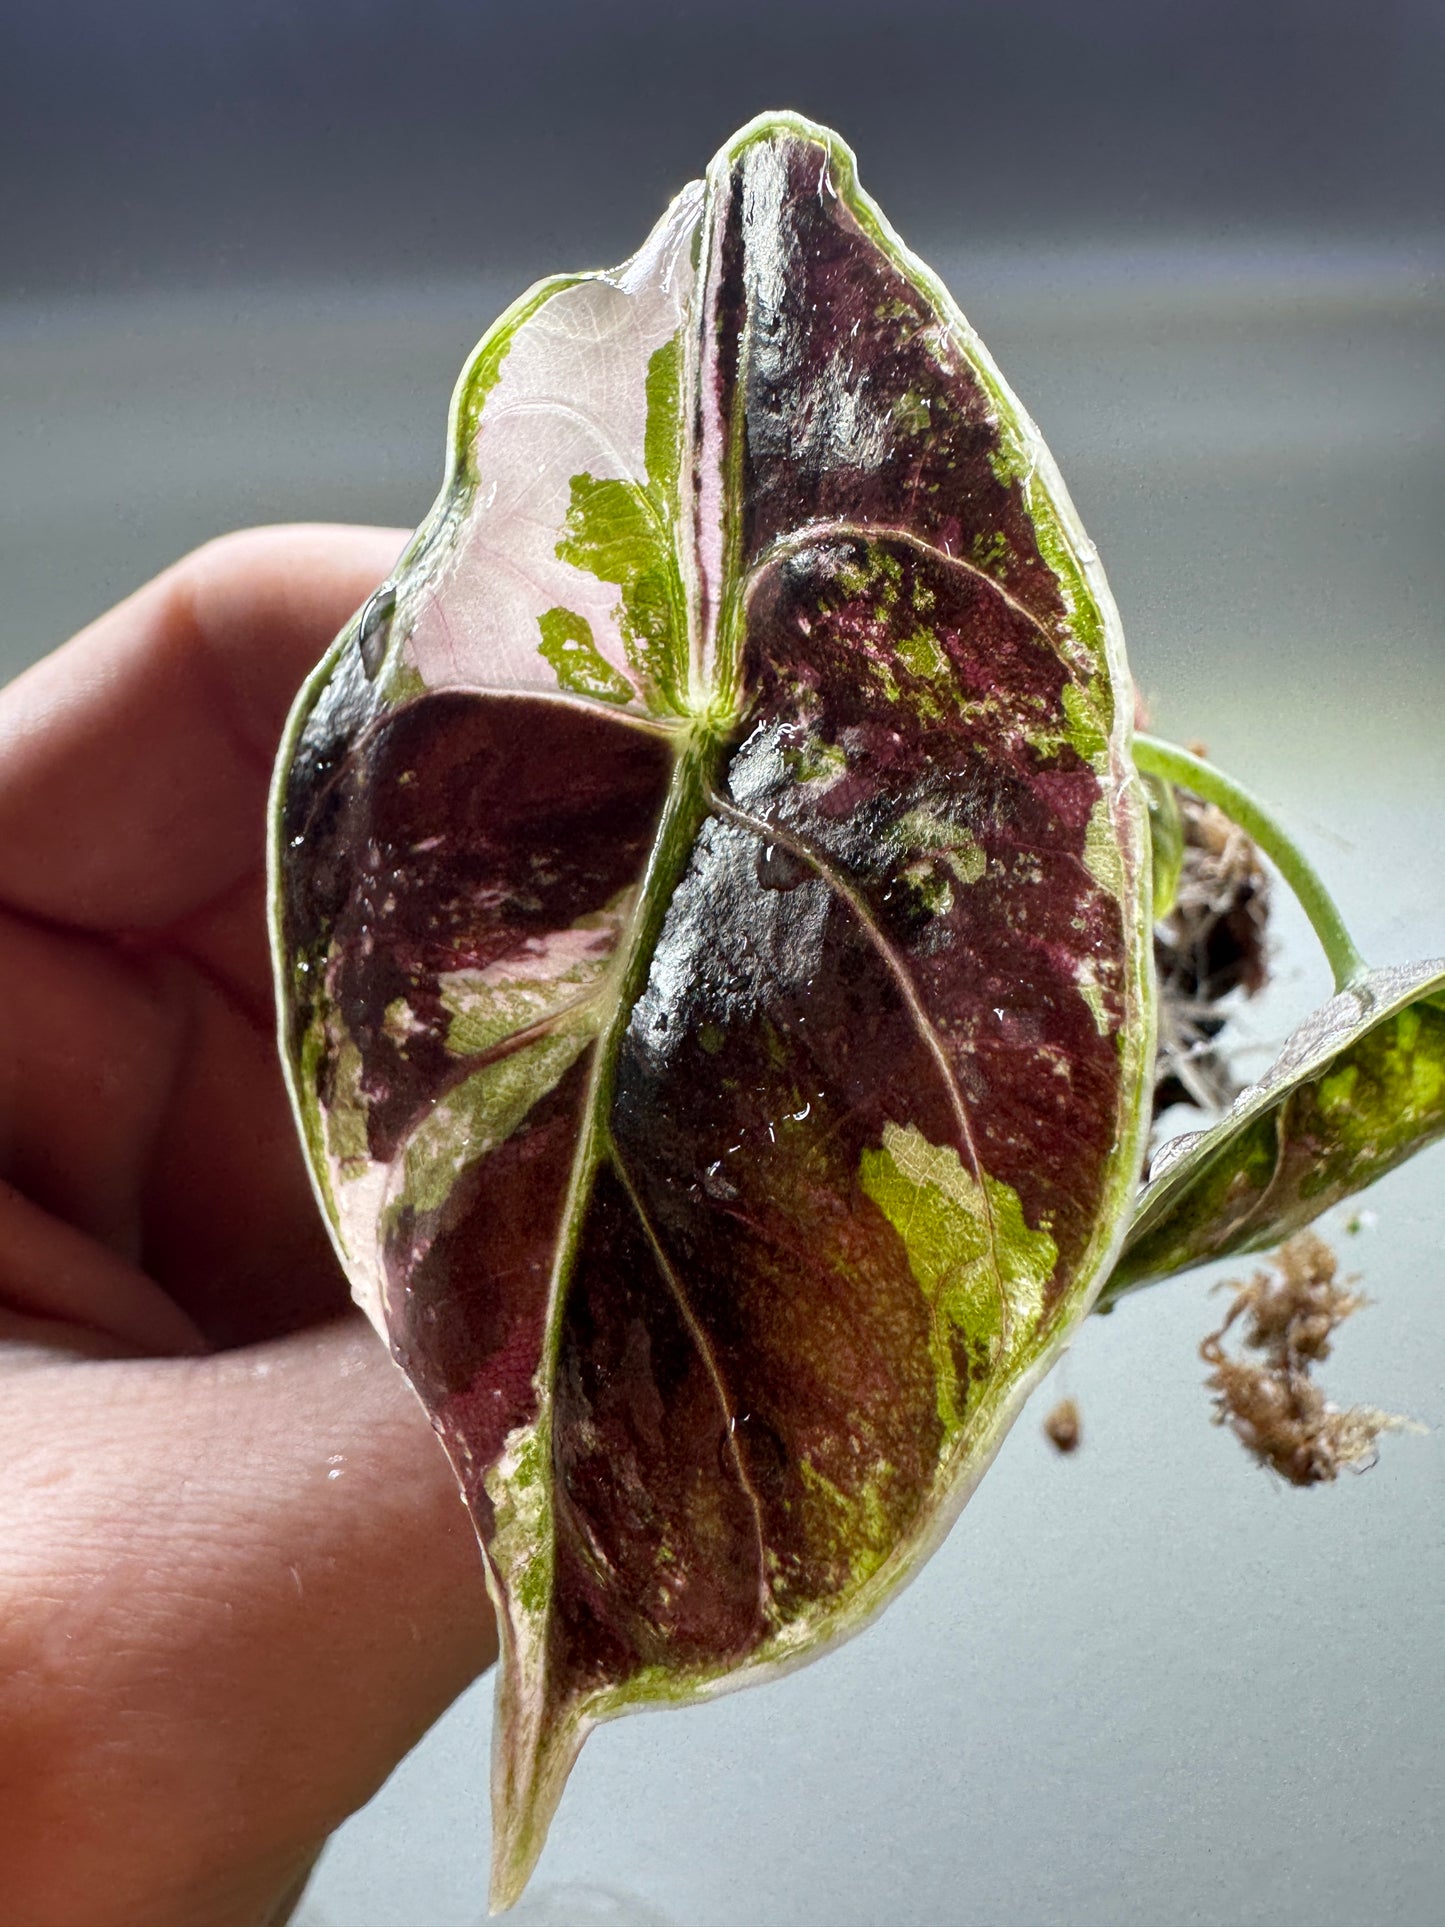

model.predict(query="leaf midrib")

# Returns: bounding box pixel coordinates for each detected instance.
[528,730,724,1582]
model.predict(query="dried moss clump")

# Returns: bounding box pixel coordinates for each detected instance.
[1201,1231,1417,1486]
[1154,788,1271,1117]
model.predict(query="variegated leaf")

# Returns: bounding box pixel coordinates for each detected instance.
[1106,959,1445,1302]
[270,112,1154,1908]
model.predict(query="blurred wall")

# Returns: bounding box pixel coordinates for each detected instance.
[5,0,1444,297]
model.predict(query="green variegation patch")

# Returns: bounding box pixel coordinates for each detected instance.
[398,1028,593,1221]
[861,1122,1056,1432]
[553,336,690,711]
[536,608,634,704]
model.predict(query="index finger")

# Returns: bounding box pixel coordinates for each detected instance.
[0,524,406,931]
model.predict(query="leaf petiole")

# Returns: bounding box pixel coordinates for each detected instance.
[1132,732,1369,993]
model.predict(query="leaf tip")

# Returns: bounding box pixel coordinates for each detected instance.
[488,1679,592,1913]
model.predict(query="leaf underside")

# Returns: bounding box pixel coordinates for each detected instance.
[270,112,1152,1908]
[1107,959,1445,1302]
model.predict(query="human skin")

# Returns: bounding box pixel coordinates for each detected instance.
[0,527,497,1927]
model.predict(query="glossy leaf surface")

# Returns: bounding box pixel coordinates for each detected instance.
[270,113,1153,1907]
[1107,959,1445,1302]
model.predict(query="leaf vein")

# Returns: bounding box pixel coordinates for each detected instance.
[707,791,1010,1333]
[608,1139,771,1626]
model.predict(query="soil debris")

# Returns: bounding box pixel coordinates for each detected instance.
[1043,1397,1082,1454]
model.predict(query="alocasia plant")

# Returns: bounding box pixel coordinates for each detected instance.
[268,112,1442,1909]
[1109,739,1445,1302]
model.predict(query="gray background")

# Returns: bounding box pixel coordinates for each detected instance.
[4,4,1442,1924]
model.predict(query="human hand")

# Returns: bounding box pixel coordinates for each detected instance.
[0,528,497,1927]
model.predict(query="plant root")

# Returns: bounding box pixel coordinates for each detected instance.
[1201,1231,1419,1486]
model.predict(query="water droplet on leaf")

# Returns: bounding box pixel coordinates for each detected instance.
[755,841,808,891]
[357,584,397,680]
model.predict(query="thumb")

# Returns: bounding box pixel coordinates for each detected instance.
[0,1316,495,1927]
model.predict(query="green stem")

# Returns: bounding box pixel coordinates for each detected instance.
[1131,733,1369,993]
